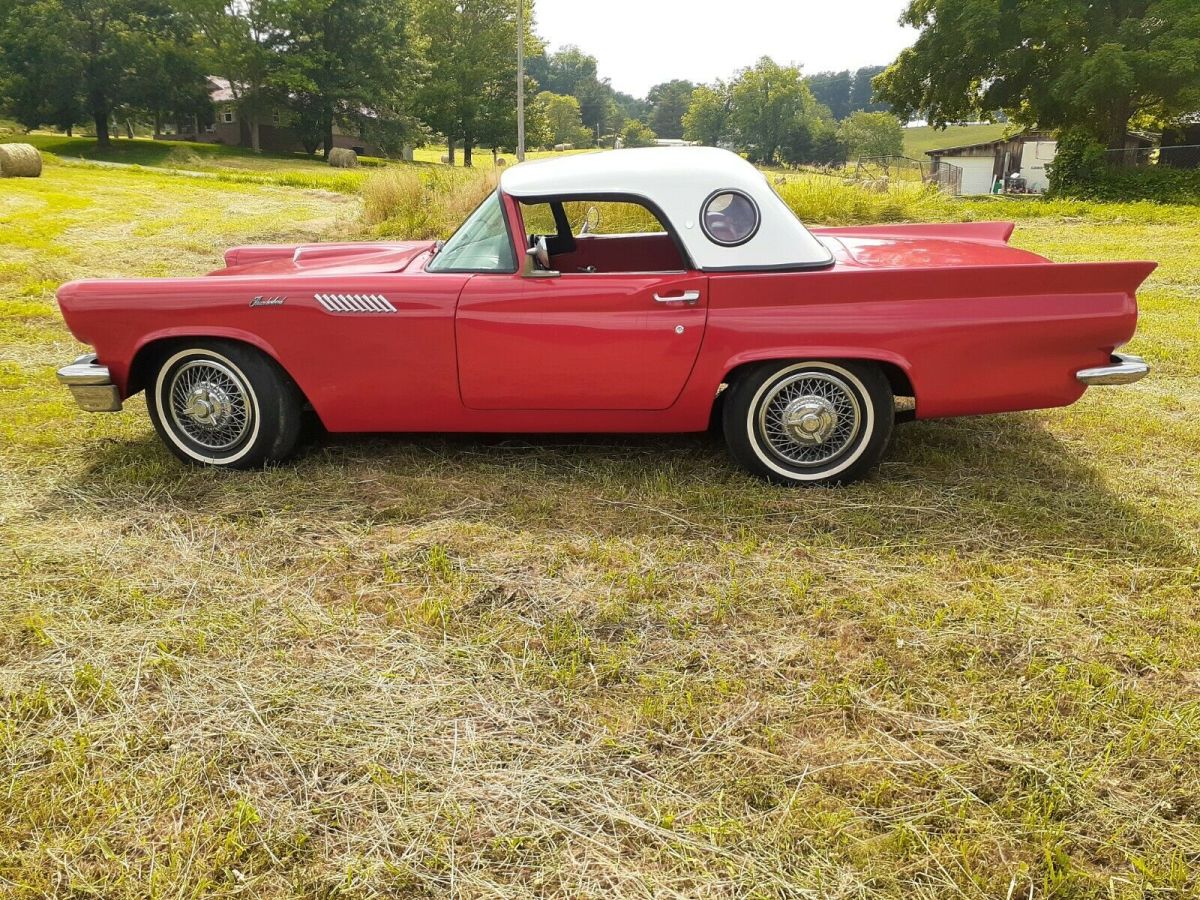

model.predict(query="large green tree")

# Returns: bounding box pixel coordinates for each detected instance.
[875,0,1200,148]
[682,82,730,146]
[849,65,888,114]
[838,110,904,159]
[413,0,536,166]
[178,0,276,150]
[728,57,825,164]
[526,44,628,141]
[646,79,694,140]
[0,0,204,144]
[263,0,422,159]
[536,90,591,147]
[806,66,891,122]
[807,70,853,120]
[526,44,595,96]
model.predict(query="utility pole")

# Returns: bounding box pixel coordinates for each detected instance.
[516,0,525,162]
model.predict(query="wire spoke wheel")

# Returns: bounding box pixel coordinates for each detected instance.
[167,359,253,452]
[755,371,863,467]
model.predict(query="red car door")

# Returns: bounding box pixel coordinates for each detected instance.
[455,271,708,410]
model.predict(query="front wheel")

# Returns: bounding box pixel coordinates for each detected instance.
[146,341,304,468]
[722,360,894,486]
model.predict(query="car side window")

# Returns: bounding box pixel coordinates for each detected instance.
[428,191,516,273]
[562,201,666,236]
[701,190,760,247]
[518,197,686,273]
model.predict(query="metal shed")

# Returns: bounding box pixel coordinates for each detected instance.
[925,132,1059,195]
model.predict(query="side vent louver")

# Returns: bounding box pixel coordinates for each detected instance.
[314,293,397,314]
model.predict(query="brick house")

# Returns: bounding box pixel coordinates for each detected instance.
[157,77,399,158]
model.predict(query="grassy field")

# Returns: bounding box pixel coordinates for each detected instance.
[2,157,1199,898]
[5,126,1012,173]
[902,123,1011,159]
[2,132,588,172]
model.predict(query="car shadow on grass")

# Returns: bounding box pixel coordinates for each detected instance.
[69,411,1186,564]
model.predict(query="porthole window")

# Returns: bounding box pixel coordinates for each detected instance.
[701,190,760,247]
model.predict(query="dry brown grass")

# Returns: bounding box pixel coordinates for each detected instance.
[1,158,1199,898]
[363,167,497,239]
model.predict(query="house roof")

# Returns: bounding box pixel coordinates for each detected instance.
[925,130,1157,156]
[924,131,1054,157]
[499,147,833,271]
[206,76,236,103]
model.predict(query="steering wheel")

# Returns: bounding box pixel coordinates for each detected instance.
[527,234,551,270]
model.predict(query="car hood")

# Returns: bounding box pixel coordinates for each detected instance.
[213,241,437,277]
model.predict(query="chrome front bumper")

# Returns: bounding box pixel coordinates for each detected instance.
[57,353,122,412]
[1076,353,1150,387]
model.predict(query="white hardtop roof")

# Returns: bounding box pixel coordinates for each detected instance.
[499,147,833,271]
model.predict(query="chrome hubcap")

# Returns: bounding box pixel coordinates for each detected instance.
[168,360,251,451]
[781,396,838,445]
[758,372,862,466]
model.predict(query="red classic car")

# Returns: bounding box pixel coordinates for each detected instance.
[56,147,1154,485]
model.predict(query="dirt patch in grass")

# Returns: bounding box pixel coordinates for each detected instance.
[2,161,1199,898]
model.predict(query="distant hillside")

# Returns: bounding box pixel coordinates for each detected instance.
[902,123,1012,159]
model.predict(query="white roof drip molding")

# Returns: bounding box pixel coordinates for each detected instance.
[499,147,834,272]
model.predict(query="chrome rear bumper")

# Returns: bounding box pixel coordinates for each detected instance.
[1076,353,1150,387]
[57,353,122,412]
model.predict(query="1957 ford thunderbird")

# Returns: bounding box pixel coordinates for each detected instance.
[55,147,1154,485]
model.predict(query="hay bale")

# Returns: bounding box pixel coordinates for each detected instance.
[496,157,507,167]
[440,154,450,164]
[328,147,359,169]
[0,143,42,178]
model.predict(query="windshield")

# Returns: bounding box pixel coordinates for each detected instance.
[427,190,516,273]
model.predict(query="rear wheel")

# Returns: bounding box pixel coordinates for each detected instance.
[722,360,893,485]
[146,341,304,468]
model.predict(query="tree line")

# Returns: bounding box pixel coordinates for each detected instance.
[680,59,903,166]
[0,0,904,165]
[3,0,1192,166]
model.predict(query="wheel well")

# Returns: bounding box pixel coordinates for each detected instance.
[716,357,916,422]
[127,337,316,416]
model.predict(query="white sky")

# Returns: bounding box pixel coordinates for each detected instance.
[533,0,917,98]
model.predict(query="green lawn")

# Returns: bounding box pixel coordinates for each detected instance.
[2,131,592,173]
[903,123,1012,159]
[3,132,344,171]
[2,159,1198,898]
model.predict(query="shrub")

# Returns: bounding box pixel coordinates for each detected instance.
[619,119,658,149]
[1047,129,1107,197]
[1050,128,1200,204]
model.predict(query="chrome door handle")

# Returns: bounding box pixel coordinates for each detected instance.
[654,290,701,304]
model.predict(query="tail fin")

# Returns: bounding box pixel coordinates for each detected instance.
[816,221,1017,243]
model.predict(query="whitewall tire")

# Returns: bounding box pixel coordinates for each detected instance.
[722,360,894,485]
[146,341,304,468]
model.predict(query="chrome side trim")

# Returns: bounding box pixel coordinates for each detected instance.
[314,293,397,314]
[57,353,122,412]
[1076,353,1150,386]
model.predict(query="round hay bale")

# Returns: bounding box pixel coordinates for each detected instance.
[440,154,450,164]
[496,157,507,167]
[0,143,42,178]
[328,147,359,169]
